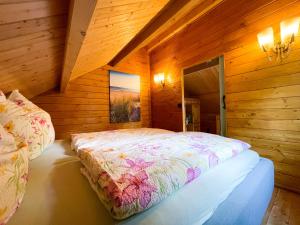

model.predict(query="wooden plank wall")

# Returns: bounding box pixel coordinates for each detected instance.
[150,0,300,192]
[0,0,69,98]
[32,48,151,139]
[198,92,220,134]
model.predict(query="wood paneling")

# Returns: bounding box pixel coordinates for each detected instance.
[32,48,151,139]
[0,0,69,98]
[110,0,224,66]
[184,66,219,96]
[146,0,224,52]
[149,0,300,192]
[60,0,169,91]
[198,93,220,133]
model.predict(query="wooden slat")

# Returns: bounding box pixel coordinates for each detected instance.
[227,118,300,132]
[227,127,300,143]
[227,109,300,120]
[232,136,300,163]
[227,73,300,94]
[0,0,68,24]
[227,85,300,102]
[275,173,300,193]
[227,97,300,110]
[0,15,67,41]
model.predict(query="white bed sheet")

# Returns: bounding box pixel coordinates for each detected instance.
[8,140,259,225]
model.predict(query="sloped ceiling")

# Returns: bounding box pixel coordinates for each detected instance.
[184,65,219,96]
[60,0,170,91]
[61,0,224,91]
[0,0,224,98]
[0,0,69,98]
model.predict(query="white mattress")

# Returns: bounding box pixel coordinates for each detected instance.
[8,140,259,225]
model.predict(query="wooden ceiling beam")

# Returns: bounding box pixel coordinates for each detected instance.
[60,0,98,92]
[109,0,224,66]
[60,0,168,90]
[147,0,224,52]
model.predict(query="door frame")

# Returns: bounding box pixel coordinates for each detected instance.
[181,55,226,136]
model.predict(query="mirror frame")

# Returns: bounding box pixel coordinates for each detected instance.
[181,55,226,136]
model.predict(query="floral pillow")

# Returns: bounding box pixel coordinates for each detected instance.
[0,91,6,103]
[0,90,55,160]
[0,140,28,225]
[8,90,40,111]
[0,124,17,153]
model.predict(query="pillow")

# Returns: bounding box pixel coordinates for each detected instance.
[8,90,40,111]
[0,124,17,153]
[0,141,28,224]
[0,91,6,103]
[0,91,55,159]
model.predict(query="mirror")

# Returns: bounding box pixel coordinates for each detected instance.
[182,56,226,136]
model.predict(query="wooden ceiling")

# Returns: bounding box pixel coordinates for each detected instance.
[60,0,170,91]
[0,0,69,98]
[184,65,219,96]
[0,0,224,97]
[61,0,224,91]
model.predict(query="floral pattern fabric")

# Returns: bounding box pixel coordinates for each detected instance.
[0,90,55,160]
[71,128,174,151]
[0,138,28,225]
[0,125,17,153]
[8,90,40,111]
[0,91,5,103]
[73,130,250,219]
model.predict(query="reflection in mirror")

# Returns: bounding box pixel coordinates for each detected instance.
[182,56,226,136]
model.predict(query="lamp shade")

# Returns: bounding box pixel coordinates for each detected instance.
[257,27,274,51]
[280,17,300,43]
[154,73,165,84]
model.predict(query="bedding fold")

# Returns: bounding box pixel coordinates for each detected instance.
[71,128,174,151]
[73,131,250,219]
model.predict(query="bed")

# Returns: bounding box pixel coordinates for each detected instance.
[8,138,274,225]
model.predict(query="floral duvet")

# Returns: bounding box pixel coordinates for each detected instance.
[72,130,250,219]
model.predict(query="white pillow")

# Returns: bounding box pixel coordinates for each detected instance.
[0,90,55,159]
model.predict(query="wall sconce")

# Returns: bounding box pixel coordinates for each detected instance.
[257,17,300,61]
[154,73,165,87]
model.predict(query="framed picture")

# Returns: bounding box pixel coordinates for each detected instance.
[109,70,141,123]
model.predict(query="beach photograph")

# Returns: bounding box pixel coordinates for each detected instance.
[109,70,141,123]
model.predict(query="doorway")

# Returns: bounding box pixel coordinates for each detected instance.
[182,56,226,136]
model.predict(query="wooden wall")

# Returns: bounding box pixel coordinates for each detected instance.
[150,0,300,192]
[197,93,220,134]
[0,0,69,98]
[32,48,151,139]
